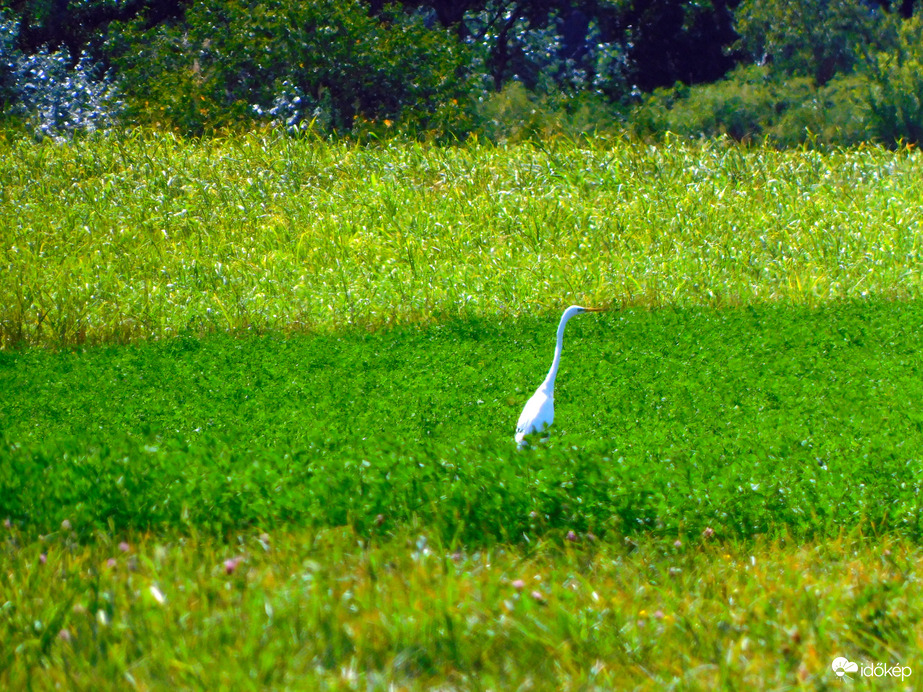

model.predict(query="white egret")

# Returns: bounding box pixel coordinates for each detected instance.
[515,305,605,448]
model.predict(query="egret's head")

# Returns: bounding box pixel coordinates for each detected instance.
[566,305,606,315]
[560,305,606,324]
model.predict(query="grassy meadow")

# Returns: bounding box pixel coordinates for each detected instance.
[1,132,922,348]
[2,133,923,689]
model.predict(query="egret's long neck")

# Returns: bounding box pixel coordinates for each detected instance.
[540,312,571,391]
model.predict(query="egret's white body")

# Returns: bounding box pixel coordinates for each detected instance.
[515,305,604,448]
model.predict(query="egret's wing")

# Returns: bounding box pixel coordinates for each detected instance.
[515,390,553,435]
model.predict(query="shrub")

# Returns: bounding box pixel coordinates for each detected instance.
[734,0,879,86]
[0,17,17,111]
[628,64,873,147]
[0,16,120,139]
[474,81,624,143]
[865,15,923,145]
[767,72,872,147]
[107,0,474,137]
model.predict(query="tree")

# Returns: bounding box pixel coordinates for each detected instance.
[2,0,187,60]
[865,12,923,143]
[735,0,880,86]
[868,0,916,19]
[107,0,472,135]
[429,0,740,96]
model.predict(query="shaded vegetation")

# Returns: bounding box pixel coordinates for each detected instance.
[2,0,923,144]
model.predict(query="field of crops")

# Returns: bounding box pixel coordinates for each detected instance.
[2,134,922,689]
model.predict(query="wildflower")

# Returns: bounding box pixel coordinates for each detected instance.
[512,579,525,591]
[118,541,130,553]
[61,519,72,531]
[39,553,47,565]
[530,590,546,604]
[566,530,578,542]
[702,527,715,539]
[58,628,72,642]
[224,557,241,575]
[674,540,683,548]
[653,610,664,620]
[106,558,117,569]
[3,518,10,529]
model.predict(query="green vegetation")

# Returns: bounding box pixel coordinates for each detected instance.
[3,527,921,689]
[629,65,876,147]
[3,137,923,688]
[3,301,923,544]
[2,135,922,349]
[4,0,923,145]
[106,0,471,136]
[632,3,923,147]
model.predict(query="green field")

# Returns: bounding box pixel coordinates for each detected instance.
[2,134,922,689]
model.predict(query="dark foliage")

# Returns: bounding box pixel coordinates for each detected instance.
[1,0,922,143]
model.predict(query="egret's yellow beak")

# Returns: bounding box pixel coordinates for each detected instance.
[583,307,607,312]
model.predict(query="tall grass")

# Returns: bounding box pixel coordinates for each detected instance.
[2,525,921,690]
[1,132,921,348]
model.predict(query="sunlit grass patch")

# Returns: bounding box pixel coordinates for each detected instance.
[1,134,921,348]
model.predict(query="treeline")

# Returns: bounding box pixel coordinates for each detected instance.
[0,0,921,145]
